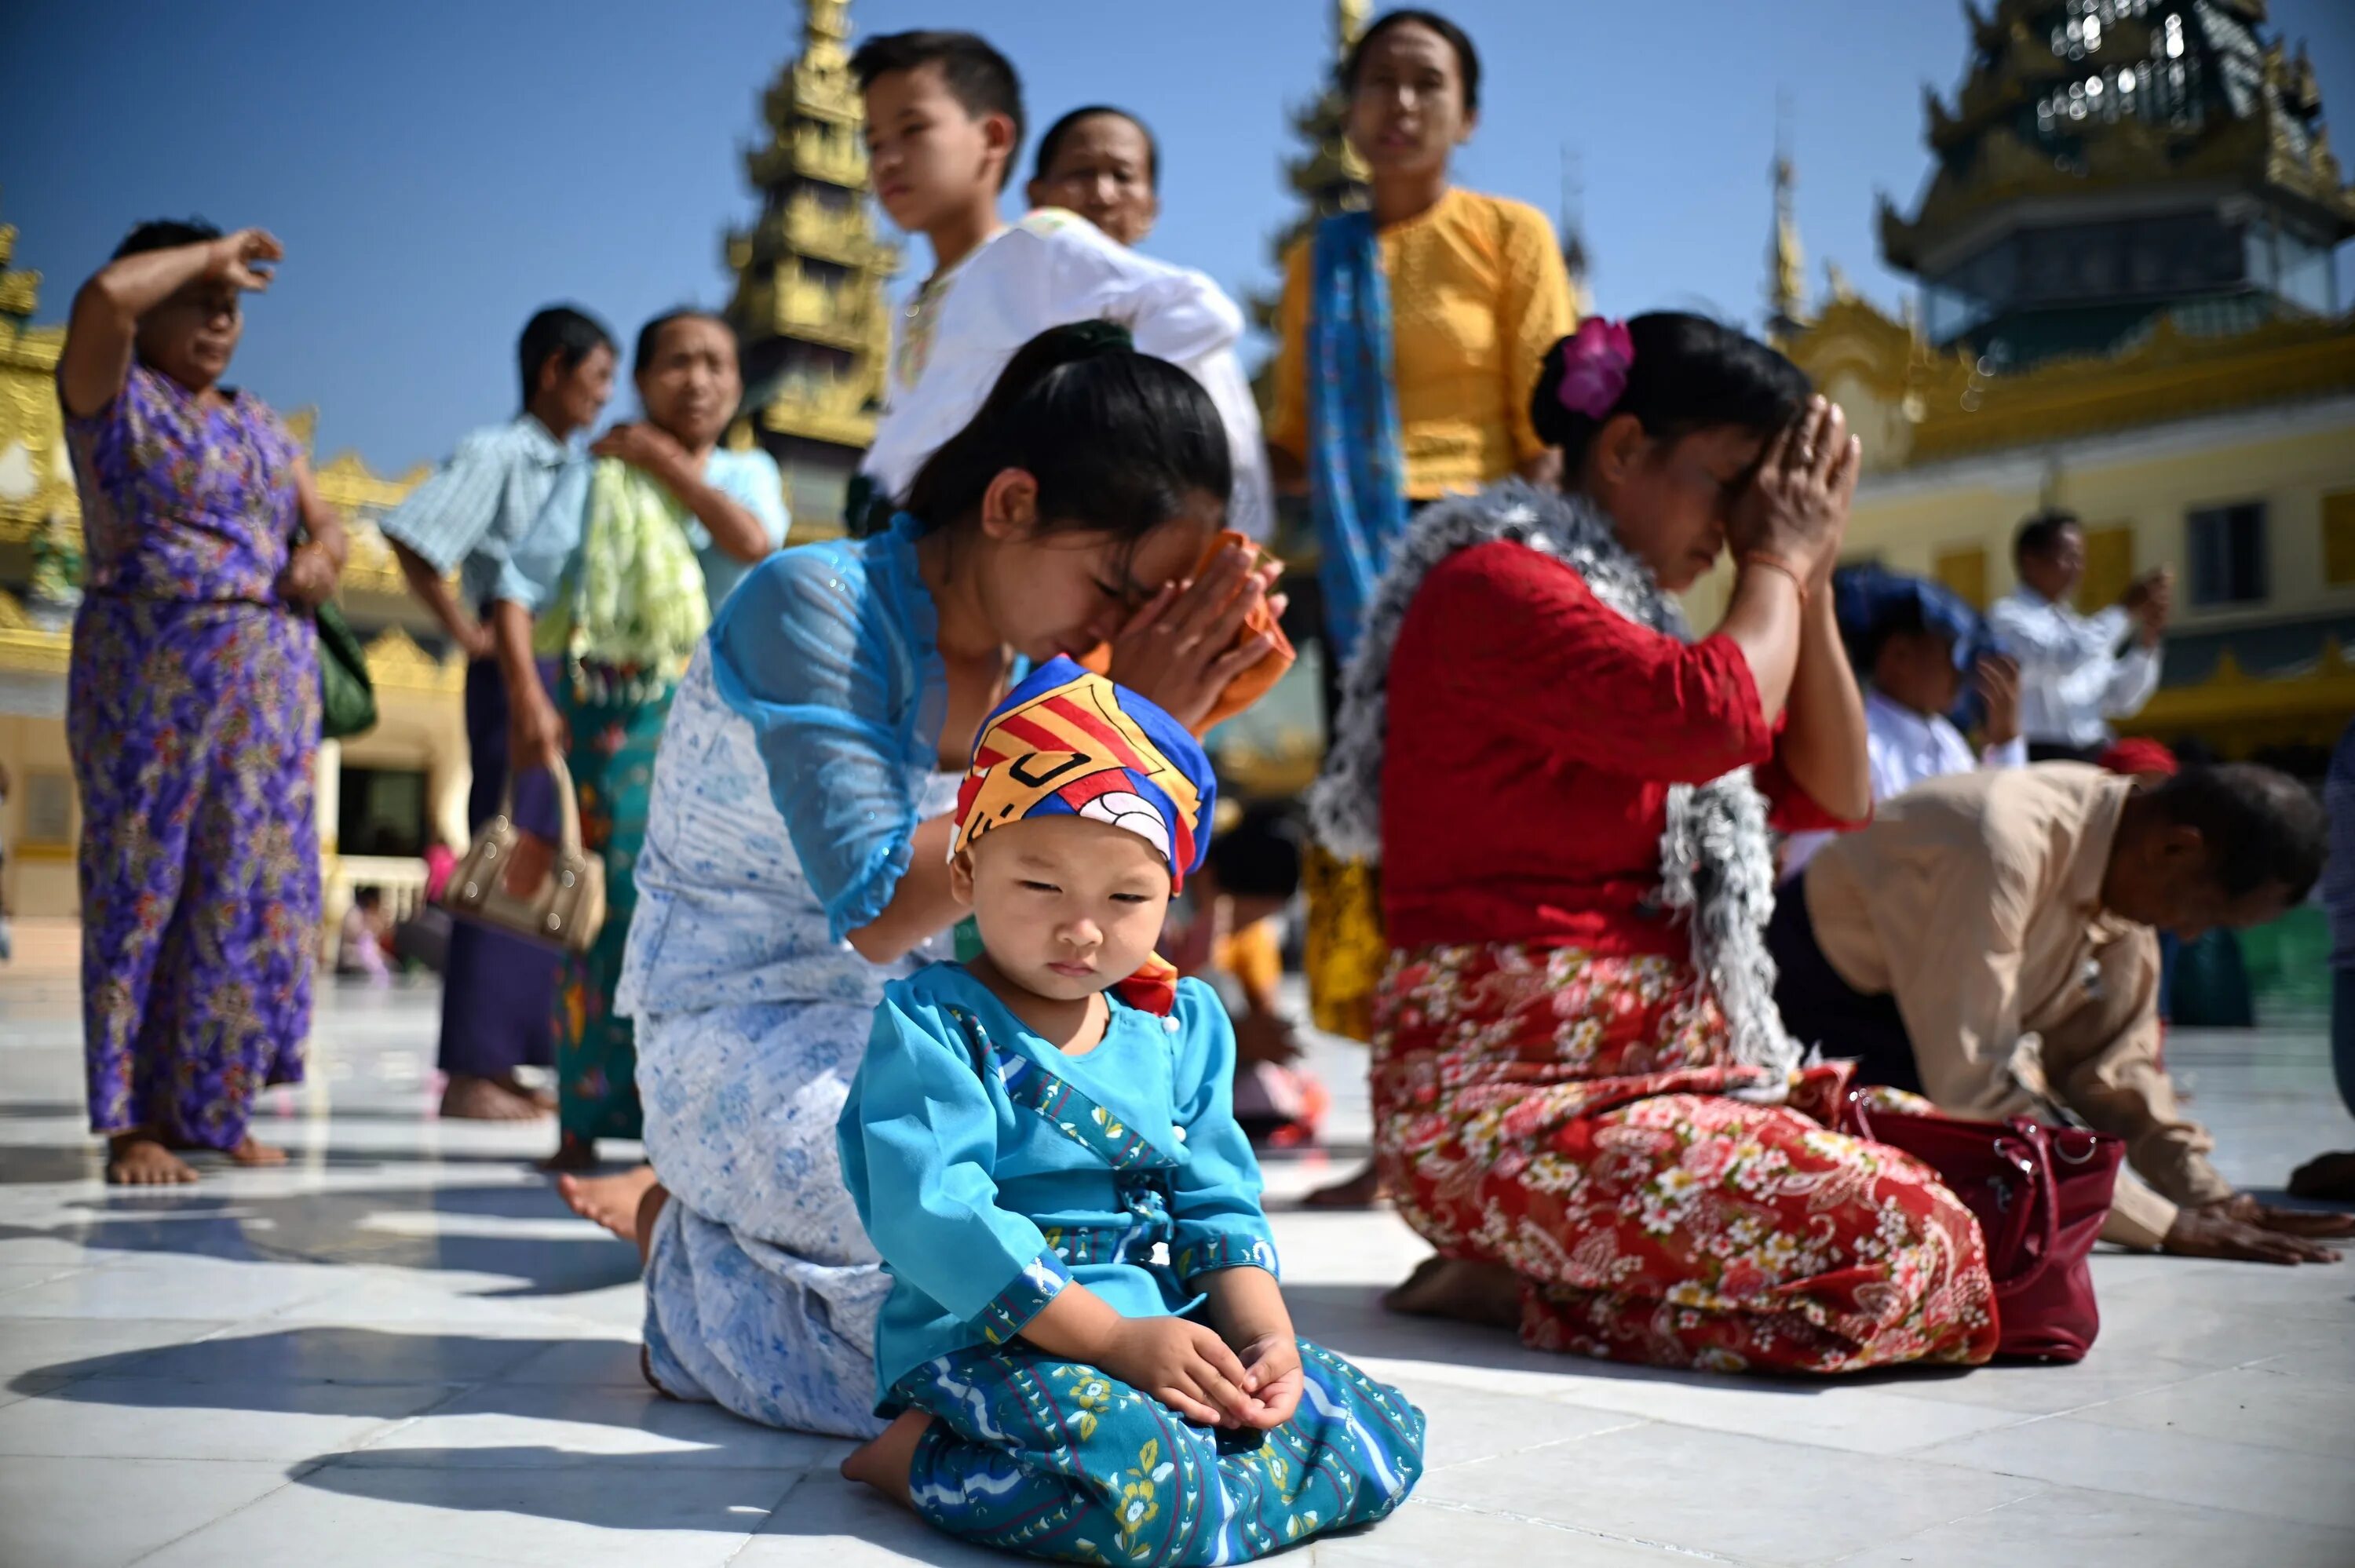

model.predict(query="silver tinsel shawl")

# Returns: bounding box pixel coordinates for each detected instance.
[1308,481,1801,1079]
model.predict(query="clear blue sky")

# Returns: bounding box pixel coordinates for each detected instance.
[7,0,2351,476]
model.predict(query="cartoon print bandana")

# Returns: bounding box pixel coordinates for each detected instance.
[951,658,1217,1014]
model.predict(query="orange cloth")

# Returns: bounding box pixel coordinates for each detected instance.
[1081,530,1295,734]
[1267,188,1575,498]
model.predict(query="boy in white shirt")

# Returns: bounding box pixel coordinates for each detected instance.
[850,32,1272,538]
[1784,573,2024,878]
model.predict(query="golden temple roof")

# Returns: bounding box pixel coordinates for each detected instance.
[1882,0,2354,275]
[725,0,896,454]
[1781,288,2355,472]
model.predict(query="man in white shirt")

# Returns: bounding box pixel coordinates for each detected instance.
[1988,509,2171,761]
[1784,575,2024,878]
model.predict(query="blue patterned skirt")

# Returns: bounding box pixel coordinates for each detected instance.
[896,1336,1424,1565]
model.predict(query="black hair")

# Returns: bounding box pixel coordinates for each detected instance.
[112,218,224,261]
[1205,804,1305,901]
[851,31,1024,191]
[1343,9,1482,113]
[2014,509,2083,567]
[631,308,734,377]
[902,320,1231,552]
[1531,311,1812,477]
[517,304,615,409]
[2147,764,2328,902]
[1032,105,1158,188]
[1860,599,1941,675]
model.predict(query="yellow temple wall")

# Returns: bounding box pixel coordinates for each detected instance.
[0,709,77,921]
[1683,391,2355,755]
[1,680,469,925]
[1837,398,2355,623]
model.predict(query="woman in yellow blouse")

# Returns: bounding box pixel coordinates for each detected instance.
[1269,9,1573,1202]
[1269,6,1575,672]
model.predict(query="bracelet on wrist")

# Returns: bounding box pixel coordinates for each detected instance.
[1740,550,1810,607]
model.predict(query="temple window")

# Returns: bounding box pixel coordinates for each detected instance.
[2321,494,2355,588]
[2187,501,2270,609]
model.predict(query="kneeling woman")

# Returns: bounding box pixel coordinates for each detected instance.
[1315,315,1999,1373]
[839,659,1422,1564]
[615,324,1284,1439]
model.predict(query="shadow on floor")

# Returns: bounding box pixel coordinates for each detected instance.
[7,1325,987,1564]
[1276,1282,1980,1399]
[0,1179,639,1295]
[0,1141,579,1185]
[295,1451,995,1564]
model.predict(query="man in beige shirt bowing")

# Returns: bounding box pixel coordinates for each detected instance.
[1771,762,2352,1264]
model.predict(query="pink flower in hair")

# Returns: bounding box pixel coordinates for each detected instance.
[1555,317,1635,421]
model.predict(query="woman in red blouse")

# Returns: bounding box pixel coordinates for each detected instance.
[1311,314,1999,1374]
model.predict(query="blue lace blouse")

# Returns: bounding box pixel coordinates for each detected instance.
[706,512,949,943]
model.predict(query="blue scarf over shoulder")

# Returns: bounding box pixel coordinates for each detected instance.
[1306,210,1409,669]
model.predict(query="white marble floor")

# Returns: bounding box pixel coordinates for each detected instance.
[2,969,2352,1567]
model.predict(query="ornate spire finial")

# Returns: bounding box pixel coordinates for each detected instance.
[1337,0,1370,57]
[720,0,900,531]
[1558,145,1594,319]
[1768,95,1806,340]
[0,191,39,324]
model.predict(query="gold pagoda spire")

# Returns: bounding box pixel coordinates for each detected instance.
[1559,146,1594,319]
[0,198,40,325]
[725,0,900,529]
[1252,0,1372,346]
[1283,0,1372,229]
[1767,117,1806,341]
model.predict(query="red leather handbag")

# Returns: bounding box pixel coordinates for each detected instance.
[1840,1093,2125,1363]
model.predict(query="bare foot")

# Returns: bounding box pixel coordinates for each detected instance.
[634,1179,671,1267]
[440,1074,550,1121]
[536,1133,599,1173]
[2288,1150,2355,1203]
[1382,1256,1521,1329]
[841,1409,933,1509]
[555,1164,659,1244]
[107,1132,198,1186]
[1301,1161,1386,1210]
[226,1136,287,1167]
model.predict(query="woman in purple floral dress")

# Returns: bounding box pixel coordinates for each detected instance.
[58,219,350,1185]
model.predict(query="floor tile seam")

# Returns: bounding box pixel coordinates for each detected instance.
[2091,1347,2346,1394]
[1808,1485,2059,1567]
[50,1366,515,1392]
[1898,1430,2355,1529]
[0,1262,96,1299]
[1406,1496,1759,1563]
[1537,1402,2050,1460]
[2043,1402,2355,1460]
[2239,1351,2355,1384]
[717,1469,821,1565]
[0,1450,325,1467]
[326,1378,487,1459]
[319,1454,834,1474]
[115,1458,330,1568]
[1420,1414,1656,1472]
[0,1366,113,1402]
[0,1384,473,1464]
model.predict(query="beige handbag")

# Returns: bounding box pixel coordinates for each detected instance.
[441,757,607,954]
